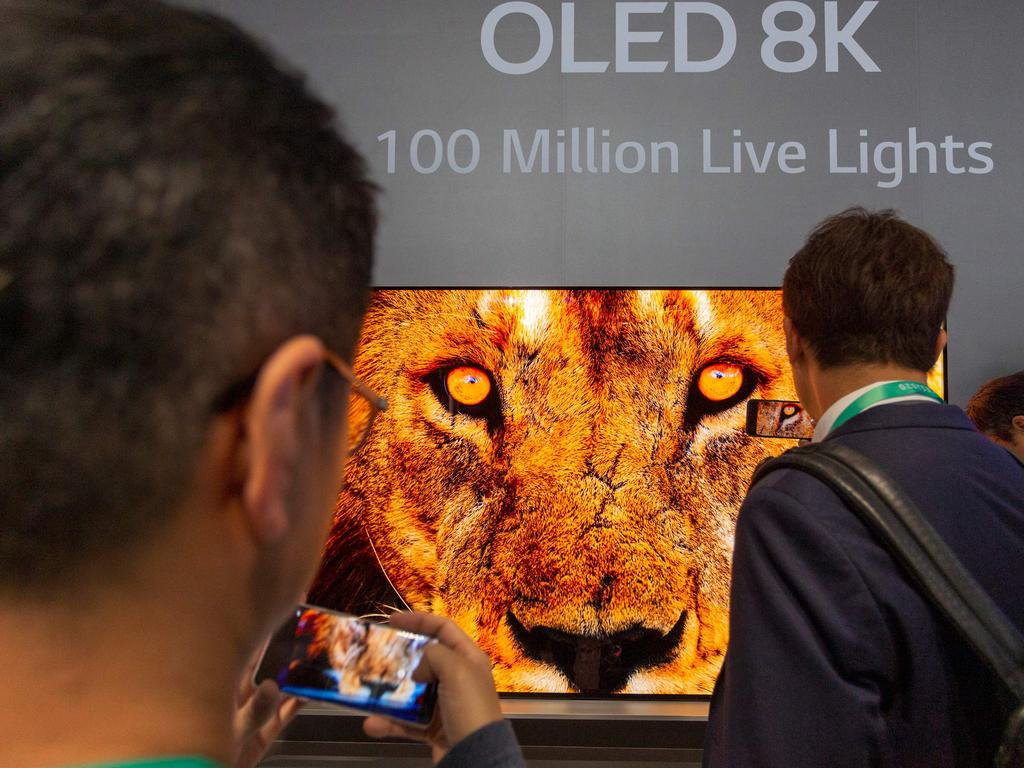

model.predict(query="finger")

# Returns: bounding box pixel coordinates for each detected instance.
[254,696,302,750]
[238,679,283,734]
[387,612,481,657]
[410,654,434,684]
[278,696,303,726]
[262,696,301,737]
[237,695,300,765]
[237,644,266,704]
[236,673,255,707]
[420,641,481,683]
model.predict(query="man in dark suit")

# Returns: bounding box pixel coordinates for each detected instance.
[703,209,1024,767]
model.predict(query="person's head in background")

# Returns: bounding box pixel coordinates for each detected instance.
[781,208,953,419]
[967,371,1024,462]
[0,0,375,765]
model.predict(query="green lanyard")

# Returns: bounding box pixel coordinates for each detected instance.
[80,758,224,768]
[832,380,944,433]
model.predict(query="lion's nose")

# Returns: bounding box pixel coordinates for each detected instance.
[506,611,687,694]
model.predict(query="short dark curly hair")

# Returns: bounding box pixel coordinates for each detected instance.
[782,208,953,371]
[967,371,1024,441]
[0,0,376,593]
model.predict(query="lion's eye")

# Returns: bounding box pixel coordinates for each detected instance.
[696,363,744,402]
[685,360,757,427]
[445,366,492,406]
[429,363,501,425]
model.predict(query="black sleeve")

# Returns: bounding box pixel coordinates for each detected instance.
[436,720,526,768]
[703,482,895,768]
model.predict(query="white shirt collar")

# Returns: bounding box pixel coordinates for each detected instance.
[811,379,941,442]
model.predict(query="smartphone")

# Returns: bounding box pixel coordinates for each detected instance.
[254,604,438,727]
[745,399,814,440]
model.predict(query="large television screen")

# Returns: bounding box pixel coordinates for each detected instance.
[308,289,945,695]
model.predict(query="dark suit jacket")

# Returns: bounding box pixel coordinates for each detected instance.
[703,402,1024,768]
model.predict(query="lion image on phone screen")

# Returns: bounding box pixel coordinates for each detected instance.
[308,289,801,694]
[756,401,813,439]
[306,613,421,701]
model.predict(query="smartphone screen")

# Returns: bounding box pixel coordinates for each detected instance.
[255,605,438,726]
[745,399,814,440]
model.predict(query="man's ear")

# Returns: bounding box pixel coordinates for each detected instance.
[783,316,804,366]
[1012,414,1024,434]
[242,335,326,544]
[933,328,948,365]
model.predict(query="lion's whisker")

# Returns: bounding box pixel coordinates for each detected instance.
[363,526,413,612]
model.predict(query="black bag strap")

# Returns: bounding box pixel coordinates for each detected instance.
[750,441,1024,702]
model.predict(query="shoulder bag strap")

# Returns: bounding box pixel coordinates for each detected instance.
[750,442,1024,700]
[750,442,1024,767]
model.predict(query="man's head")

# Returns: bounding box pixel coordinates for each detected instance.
[967,371,1024,461]
[0,0,375,632]
[781,208,953,413]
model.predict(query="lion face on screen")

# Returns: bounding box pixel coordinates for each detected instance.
[309,290,797,693]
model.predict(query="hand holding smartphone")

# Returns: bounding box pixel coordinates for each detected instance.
[255,606,510,764]
[362,611,508,764]
[254,605,438,727]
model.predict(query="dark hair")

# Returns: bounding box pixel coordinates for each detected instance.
[782,208,953,370]
[0,0,376,592]
[967,371,1024,441]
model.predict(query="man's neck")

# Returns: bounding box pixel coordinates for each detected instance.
[0,572,246,767]
[808,362,928,421]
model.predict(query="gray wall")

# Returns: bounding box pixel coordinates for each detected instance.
[186,1,1023,404]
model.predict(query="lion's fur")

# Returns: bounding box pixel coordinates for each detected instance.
[309,289,801,693]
